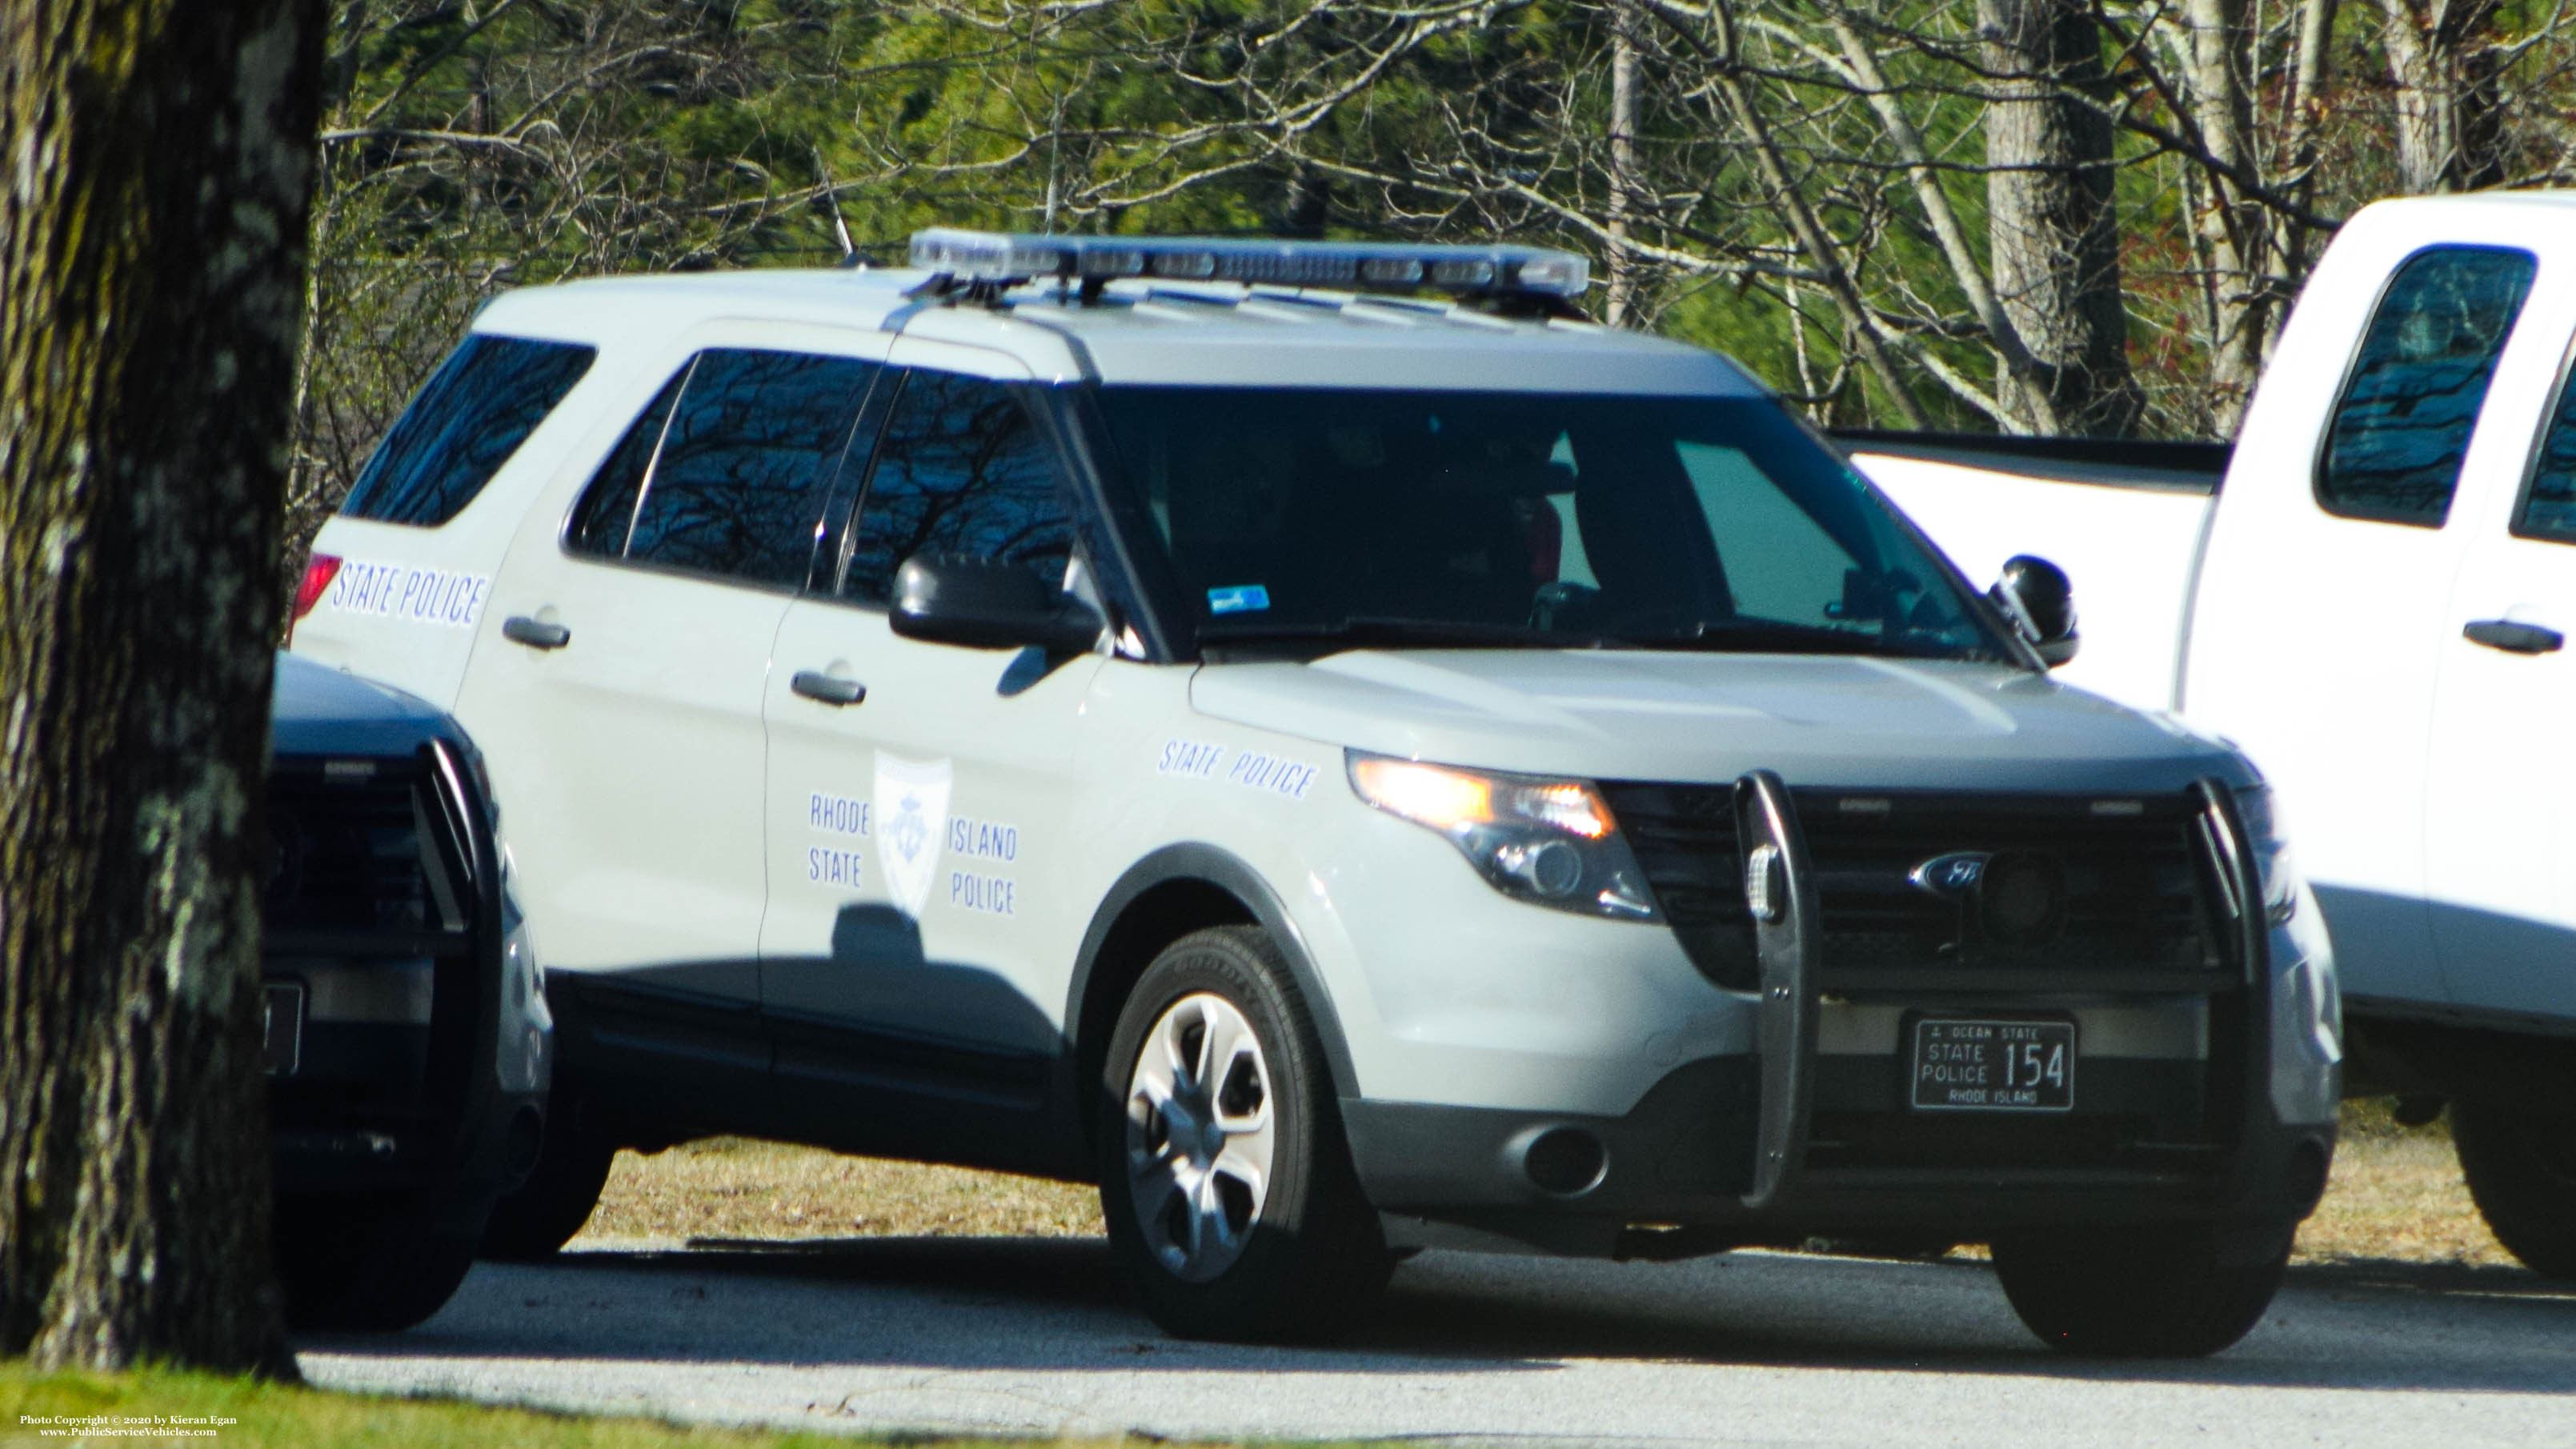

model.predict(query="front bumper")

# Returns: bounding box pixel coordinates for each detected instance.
[1348,1056,2334,1258]
[1344,774,2339,1257]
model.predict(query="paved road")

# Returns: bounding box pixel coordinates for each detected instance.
[299,1239,2576,1447]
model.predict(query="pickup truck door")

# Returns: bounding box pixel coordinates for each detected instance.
[2191,244,2540,1011]
[2426,282,2576,1023]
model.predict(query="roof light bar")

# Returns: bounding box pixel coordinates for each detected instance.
[907,228,1590,299]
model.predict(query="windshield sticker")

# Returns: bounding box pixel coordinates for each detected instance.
[1208,584,1270,615]
[874,755,952,918]
[1227,751,1318,800]
[325,560,491,629]
[947,815,1020,862]
[807,847,864,888]
[1156,739,1226,779]
[807,791,870,838]
[949,871,1016,916]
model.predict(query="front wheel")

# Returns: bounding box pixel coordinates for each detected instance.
[2452,1099,2576,1279]
[1990,1219,2294,1357]
[1099,927,1392,1343]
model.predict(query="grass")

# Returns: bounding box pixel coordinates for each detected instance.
[0,1362,925,1449]
[2294,1098,2513,1267]
[573,1100,2514,1270]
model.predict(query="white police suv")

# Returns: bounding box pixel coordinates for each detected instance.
[290,230,2342,1355]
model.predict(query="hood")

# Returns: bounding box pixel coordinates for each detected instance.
[270,652,464,760]
[1188,649,2244,794]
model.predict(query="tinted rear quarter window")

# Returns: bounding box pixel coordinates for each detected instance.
[2317,246,2537,526]
[341,334,595,526]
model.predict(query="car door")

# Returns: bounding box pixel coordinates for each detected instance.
[461,338,881,1107]
[758,340,1108,1161]
[2187,244,2538,1010]
[2426,266,2576,1022]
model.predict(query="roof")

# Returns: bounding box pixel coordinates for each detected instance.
[472,266,1767,396]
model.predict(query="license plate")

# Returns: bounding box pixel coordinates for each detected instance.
[1909,1018,2074,1112]
[262,983,304,1076]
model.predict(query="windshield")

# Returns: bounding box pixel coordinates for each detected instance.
[1092,386,2013,662]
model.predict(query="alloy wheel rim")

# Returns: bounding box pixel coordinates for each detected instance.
[1124,991,1276,1283]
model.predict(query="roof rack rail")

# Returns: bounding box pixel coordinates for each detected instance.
[905,229,1590,313]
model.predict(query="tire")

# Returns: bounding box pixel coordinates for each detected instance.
[479,1107,617,1261]
[1989,1219,2294,1357]
[1098,926,1392,1343]
[2452,1099,2576,1279]
[274,1191,485,1331]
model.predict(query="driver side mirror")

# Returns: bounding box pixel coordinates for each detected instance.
[891,554,1105,655]
[1990,554,2079,667]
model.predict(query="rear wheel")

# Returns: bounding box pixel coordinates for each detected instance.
[274,1191,484,1331]
[2452,1100,2576,1279]
[1099,926,1392,1343]
[1990,1219,2293,1357]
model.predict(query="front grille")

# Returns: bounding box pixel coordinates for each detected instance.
[267,768,438,933]
[1599,783,2219,991]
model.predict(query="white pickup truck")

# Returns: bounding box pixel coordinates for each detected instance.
[1853,192,2576,1279]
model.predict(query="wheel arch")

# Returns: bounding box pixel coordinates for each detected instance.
[1064,844,1361,1152]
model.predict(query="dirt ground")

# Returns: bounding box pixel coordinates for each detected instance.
[572,1099,2513,1269]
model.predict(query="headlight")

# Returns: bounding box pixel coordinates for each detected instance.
[2233,784,2298,927]
[1348,753,1659,921]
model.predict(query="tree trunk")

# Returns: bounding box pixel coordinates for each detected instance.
[2378,0,2507,194]
[1604,0,1641,327]
[0,0,323,1375]
[1979,0,2141,438]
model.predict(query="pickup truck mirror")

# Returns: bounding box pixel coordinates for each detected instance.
[891,553,1106,655]
[1990,554,2080,668]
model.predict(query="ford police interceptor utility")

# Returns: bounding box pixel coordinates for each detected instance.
[289,230,2342,1355]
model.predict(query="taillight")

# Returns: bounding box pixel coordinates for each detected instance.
[290,554,342,642]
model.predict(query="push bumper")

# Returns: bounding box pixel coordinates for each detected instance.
[1347,775,2336,1257]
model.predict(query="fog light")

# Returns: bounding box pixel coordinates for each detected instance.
[1980,852,2065,945]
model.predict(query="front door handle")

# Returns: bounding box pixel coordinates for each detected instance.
[791,670,867,706]
[2463,619,2564,654]
[502,615,571,650]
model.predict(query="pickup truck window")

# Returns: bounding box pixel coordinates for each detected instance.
[341,334,595,528]
[2515,362,2576,544]
[2318,245,2537,527]
[837,369,1075,604]
[562,350,876,588]
[1096,386,2009,662]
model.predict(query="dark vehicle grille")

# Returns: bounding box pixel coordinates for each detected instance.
[1599,783,2219,991]
[267,770,438,933]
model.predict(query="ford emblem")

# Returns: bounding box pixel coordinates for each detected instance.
[1909,851,1991,896]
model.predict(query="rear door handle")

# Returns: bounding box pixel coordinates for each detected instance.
[502,615,571,650]
[2462,619,2564,654]
[791,670,867,706]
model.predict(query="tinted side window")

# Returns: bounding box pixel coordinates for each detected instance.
[566,367,689,558]
[575,350,876,588]
[2518,362,2576,544]
[342,334,596,526]
[2318,246,2537,526]
[839,370,1073,603]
